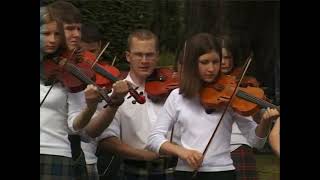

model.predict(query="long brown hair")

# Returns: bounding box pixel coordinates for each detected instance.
[179,33,221,99]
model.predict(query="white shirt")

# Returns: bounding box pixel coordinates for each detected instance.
[230,121,253,152]
[99,74,168,149]
[40,80,86,158]
[147,88,266,172]
[81,102,106,165]
[81,140,98,164]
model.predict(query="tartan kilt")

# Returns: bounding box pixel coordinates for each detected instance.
[40,154,75,180]
[72,150,89,180]
[119,158,175,180]
[86,163,99,180]
[231,145,258,180]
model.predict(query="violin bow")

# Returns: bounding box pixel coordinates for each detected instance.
[192,53,254,178]
[168,41,187,142]
[91,41,110,68]
[111,56,117,66]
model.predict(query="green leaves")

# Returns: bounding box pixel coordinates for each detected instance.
[42,0,184,69]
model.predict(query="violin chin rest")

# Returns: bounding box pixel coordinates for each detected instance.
[205,108,216,114]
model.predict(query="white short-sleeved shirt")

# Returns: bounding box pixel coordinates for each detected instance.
[99,74,169,149]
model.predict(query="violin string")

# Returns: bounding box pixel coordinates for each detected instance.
[237,90,266,106]
[237,90,278,109]
[65,63,112,104]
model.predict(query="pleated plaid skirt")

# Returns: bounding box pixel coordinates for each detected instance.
[40,154,75,180]
[231,145,258,180]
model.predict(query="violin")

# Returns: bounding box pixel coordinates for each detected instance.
[78,49,145,104]
[200,74,279,116]
[72,49,120,89]
[145,67,179,102]
[96,61,121,89]
[43,50,116,108]
[42,50,95,93]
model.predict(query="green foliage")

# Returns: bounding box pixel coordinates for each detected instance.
[41,0,184,70]
[158,51,176,67]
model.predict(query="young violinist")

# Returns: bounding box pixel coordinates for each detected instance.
[42,2,129,180]
[79,23,122,180]
[146,33,280,180]
[40,6,102,180]
[219,35,262,180]
[81,23,121,89]
[96,29,175,180]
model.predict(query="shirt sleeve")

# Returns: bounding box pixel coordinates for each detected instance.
[233,112,267,149]
[146,89,179,153]
[66,90,94,142]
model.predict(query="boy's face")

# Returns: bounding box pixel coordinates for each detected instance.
[63,23,81,50]
[126,37,159,80]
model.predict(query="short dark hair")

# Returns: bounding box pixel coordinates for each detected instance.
[81,23,103,43]
[48,0,81,24]
[127,29,159,51]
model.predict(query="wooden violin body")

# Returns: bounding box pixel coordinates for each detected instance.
[42,50,95,93]
[145,67,179,102]
[200,74,279,116]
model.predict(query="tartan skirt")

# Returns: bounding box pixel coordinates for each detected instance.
[174,170,236,180]
[119,158,175,180]
[72,150,89,180]
[40,154,75,180]
[86,163,99,180]
[231,145,258,180]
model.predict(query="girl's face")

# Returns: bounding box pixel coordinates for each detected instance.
[40,21,61,54]
[198,51,220,83]
[221,48,234,74]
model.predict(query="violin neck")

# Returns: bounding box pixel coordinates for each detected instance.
[65,63,96,85]
[237,89,279,111]
[92,63,146,104]
[66,63,112,104]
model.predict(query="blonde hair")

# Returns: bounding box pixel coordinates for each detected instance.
[40,6,66,51]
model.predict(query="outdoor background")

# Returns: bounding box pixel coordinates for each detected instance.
[41,0,280,179]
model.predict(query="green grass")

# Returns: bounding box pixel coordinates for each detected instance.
[256,153,280,180]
